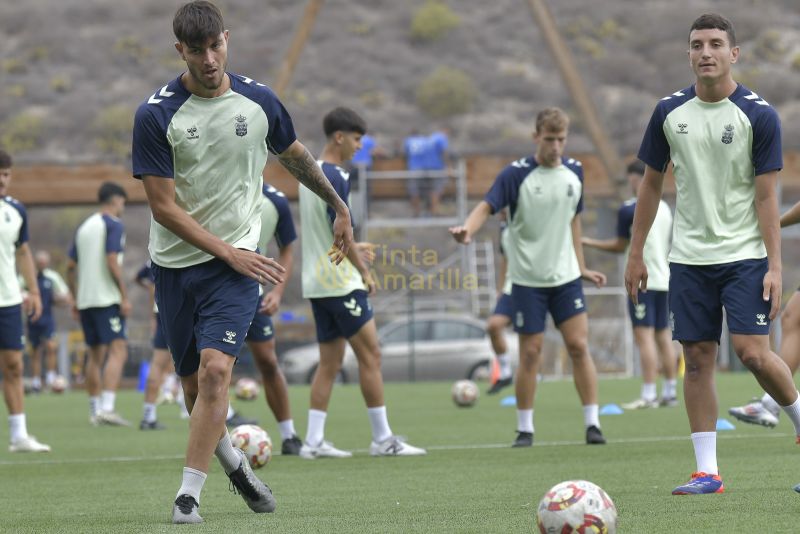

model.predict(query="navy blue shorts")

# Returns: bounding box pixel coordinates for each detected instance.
[511,278,586,335]
[153,313,168,350]
[669,259,771,342]
[152,258,259,377]
[628,290,669,329]
[28,318,55,348]
[0,304,24,350]
[79,305,126,347]
[310,290,373,342]
[492,293,514,319]
[247,296,275,342]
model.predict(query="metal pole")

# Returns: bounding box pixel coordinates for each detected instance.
[273,0,325,99]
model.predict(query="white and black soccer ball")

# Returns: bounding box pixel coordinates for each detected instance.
[230,424,272,469]
[234,377,259,401]
[536,480,617,534]
[451,379,479,407]
[50,375,68,394]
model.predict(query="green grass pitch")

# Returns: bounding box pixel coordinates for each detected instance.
[2,372,799,533]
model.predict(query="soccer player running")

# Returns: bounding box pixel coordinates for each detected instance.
[625,13,800,495]
[0,149,50,453]
[246,182,302,455]
[729,199,800,431]
[450,108,608,448]
[67,181,131,427]
[132,1,354,523]
[583,160,678,409]
[486,212,514,395]
[23,250,72,393]
[298,107,426,459]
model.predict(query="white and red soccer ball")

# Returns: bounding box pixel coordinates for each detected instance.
[234,377,259,401]
[50,375,68,394]
[536,480,617,534]
[451,379,479,407]
[230,424,272,469]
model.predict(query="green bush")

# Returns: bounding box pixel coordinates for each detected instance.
[410,1,460,43]
[3,58,27,74]
[50,75,72,93]
[415,66,476,118]
[1,112,43,153]
[93,105,134,161]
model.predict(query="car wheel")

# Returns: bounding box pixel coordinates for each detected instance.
[306,364,347,384]
[467,360,491,382]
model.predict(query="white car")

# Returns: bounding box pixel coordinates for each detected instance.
[280,313,519,384]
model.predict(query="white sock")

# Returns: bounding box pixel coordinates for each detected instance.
[306,409,327,447]
[101,390,116,413]
[663,379,677,399]
[163,373,177,394]
[780,392,800,435]
[31,376,42,389]
[583,404,600,428]
[762,393,781,416]
[143,403,157,423]
[226,403,235,420]
[215,433,242,475]
[45,370,56,386]
[641,383,657,402]
[497,353,512,379]
[367,406,393,444]
[89,396,100,417]
[177,387,190,417]
[8,413,28,442]
[176,467,207,504]
[278,419,296,441]
[517,409,534,433]
[690,432,718,475]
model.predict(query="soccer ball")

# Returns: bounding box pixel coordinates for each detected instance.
[50,375,68,394]
[451,379,479,407]
[230,424,272,469]
[536,480,617,534]
[234,377,259,401]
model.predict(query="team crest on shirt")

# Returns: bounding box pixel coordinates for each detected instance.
[234,114,248,137]
[721,124,734,144]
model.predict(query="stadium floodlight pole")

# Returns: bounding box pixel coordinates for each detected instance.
[525,0,627,199]
[273,0,325,99]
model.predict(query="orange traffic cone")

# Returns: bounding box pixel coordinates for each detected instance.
[490,357,501,385]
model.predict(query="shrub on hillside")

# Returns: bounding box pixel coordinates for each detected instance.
[410,1,460,43]
[416,66,476,118]
[93,105,134,161]
[1,112,43,153]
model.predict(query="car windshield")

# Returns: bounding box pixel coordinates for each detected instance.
[430,321,485,341]
[380,321,431,344]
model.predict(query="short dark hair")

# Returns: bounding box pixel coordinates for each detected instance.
[98,182,128,204]
[626,160,646,176]
[323,107,367,137]
[689,13,736,47]
[0,149,12,169]
[173,1,224,47]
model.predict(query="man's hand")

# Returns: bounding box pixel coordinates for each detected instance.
[120,298,132,318]
[624,254,648,305]
[25,292,42,323]
[227,249,285,285]
[259,291,282,316]
[331,211,354,263]
[356,242,376,265]
[763,268,782,320]
[449,225,471,244]
[581,269,607,288]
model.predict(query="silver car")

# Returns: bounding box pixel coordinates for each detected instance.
[280,313,518,384]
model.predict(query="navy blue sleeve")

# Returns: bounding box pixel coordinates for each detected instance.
[261,90,297,155]
[68,241,77,262]
[752,107,783,175]
[9,201,28,247]
[323,165,353,226]
[484,160,526,215]
[566,159,585,215]
[271,194,297,248]
[104,217,125,254]
[637,103,671,173]
[136,264,154,283]
[616,203,635,240]
[132,103,174,179]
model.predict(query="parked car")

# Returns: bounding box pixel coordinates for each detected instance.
[280,313,518,384]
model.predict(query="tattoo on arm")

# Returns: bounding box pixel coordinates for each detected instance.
[278,146,343,209]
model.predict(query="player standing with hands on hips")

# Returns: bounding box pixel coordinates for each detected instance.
[132,1,353,524]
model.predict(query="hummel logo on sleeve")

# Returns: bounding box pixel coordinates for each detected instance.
[148,85,175,105]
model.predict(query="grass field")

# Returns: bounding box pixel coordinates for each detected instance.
[2,372,800,533]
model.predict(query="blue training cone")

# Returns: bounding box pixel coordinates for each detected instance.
[500,395,516,406]
[137,360,150,392]
[600,403,624,415]
[716,418,736,431]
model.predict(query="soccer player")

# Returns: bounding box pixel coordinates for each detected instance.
[22,250,72,393]
[0,149,50,453]
[246,182,302,455]
[625,13,800,495]
[67,181,131,427]
[486,212,514,395]
[132,1,354,523]
[450,107,608,448]
[729,199,800,428]
[583,160,678,409]
[298,106,426,459]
